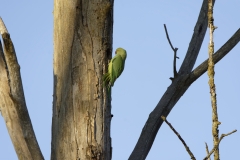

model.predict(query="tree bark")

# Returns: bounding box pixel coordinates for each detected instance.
[51,1,114,160]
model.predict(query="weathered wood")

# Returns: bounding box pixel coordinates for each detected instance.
[0,17,43,160]
[51,1,113,159]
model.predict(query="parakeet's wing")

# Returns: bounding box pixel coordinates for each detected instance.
[103,52,125,94]
[103,56,117,88]
[110,54,124,86]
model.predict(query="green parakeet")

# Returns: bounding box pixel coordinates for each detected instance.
[103,47,127,93]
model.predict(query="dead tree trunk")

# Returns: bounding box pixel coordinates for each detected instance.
[51,1,114,159]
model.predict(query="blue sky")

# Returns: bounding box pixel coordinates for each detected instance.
[0,1,239,159]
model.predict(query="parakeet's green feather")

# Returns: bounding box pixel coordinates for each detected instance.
[103,48,127,93]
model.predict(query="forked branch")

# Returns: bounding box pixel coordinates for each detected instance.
[203,130,237,160]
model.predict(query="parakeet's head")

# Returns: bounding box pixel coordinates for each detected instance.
[115,48,127,60]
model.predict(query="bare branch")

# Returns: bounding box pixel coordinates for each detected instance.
[161,116,196,160]
[219,130,237,141]
[203,130,237,160]
[205,143,211,160]
[164,24,175,51]
[207,0,221,159]
[164,24,178,79]
[0,17,44,160]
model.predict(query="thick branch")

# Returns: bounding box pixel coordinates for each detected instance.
[0,17,43,160]
[178,0,215,75]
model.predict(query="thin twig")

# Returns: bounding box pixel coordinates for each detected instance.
[164,24,175,50]
[161,116,196,160]
[219,130,237,141]
[205,142,211,160]
[164,24,178,79]
[203,130,237,160]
